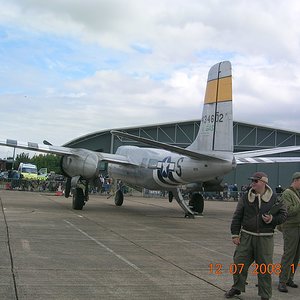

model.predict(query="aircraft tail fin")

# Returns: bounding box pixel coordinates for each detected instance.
[187,61,233,153]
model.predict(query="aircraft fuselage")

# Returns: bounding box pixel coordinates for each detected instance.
[108,145,234,190]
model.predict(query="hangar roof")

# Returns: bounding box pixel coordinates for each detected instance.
[64,120,300,154]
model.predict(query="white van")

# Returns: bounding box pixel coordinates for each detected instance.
[18,163,38,180]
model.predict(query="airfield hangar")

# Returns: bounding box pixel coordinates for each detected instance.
[65,121,300,191]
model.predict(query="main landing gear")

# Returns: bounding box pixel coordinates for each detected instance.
[65,176,89,210]
[170,188,194,218]
[72,187,85,210]
[188,193,204,215]
[169,189,204,218]
[113,188,204,218]
[114,189,124,206]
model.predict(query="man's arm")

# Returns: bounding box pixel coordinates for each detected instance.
[231,197,244,238]
[281,189,300,217]
[271,198,288,225]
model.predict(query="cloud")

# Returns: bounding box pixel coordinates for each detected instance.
[0,0,300,159]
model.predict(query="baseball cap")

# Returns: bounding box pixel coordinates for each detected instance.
[292,172,300,180]
[249,171,268,183]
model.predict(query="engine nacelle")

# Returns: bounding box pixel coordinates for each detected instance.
[61,149,99,179]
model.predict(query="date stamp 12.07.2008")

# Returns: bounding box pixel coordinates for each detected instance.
[208,263,299,276]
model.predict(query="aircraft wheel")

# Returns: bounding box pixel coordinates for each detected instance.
[189,193,204,214]
[72,188,85,210]
[115,190,124,206]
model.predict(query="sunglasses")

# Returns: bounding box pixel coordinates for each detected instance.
[251,179,259,183]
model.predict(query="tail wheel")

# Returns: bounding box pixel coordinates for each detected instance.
[189,193,204,214]
[114,190,124,206]
[72,188,85,210]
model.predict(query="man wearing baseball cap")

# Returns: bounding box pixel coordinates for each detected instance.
[278,172,300,293]
[225,171,287,300]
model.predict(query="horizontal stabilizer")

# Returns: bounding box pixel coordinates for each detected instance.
[235,146,300,159]
[235,145,300,164]
[236,156,300,164]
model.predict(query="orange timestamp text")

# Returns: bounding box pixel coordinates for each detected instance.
[209,263,300,276]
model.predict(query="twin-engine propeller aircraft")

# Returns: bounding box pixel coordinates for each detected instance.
[1,61,300,218]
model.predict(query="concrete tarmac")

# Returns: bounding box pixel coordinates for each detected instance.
[0,190,298,300]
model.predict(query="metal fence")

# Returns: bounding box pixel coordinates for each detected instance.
[0,178,65,193]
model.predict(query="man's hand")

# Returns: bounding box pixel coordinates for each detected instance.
[232,237,240,245]
[262,214,273,224]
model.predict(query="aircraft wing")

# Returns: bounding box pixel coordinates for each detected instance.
[95,152,134,166]
[0,138,74,155]
[111,130,228,162]
[235,145,300,164]
[0,138,134,166]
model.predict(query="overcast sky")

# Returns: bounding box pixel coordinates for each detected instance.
[1,0,300,159]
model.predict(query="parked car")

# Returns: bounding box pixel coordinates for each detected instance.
[0,171,8,179]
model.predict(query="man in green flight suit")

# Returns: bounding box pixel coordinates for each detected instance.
[278,172,300,293]
[225,172,287,300]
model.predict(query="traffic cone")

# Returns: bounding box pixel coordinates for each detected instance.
[55,183,63,196]
[5,182,12,190]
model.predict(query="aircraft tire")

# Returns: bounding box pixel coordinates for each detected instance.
[72,188,85,210]
[190,193,204,214]
[115,190,124,206]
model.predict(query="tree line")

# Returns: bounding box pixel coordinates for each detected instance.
[14,152,62,174]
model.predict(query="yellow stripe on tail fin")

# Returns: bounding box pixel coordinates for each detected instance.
[204,76,232,104]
